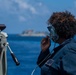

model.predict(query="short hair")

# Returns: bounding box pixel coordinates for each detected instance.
[48,11,76,39]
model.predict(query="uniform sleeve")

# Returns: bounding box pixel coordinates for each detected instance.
[37,49,51,68]
[41,64,59,75]
[59,49,76,75]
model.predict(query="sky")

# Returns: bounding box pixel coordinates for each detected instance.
[0,0,76,34]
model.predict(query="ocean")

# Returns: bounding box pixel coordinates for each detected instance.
[7,34,55,75]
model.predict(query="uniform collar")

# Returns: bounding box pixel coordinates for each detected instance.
[61,35,76,45]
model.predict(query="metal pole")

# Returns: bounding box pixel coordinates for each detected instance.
[0,31,7,75]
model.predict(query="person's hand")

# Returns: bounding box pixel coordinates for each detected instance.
[41,36,51,52]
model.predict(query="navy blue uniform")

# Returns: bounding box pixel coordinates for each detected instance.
[37,36,76,75]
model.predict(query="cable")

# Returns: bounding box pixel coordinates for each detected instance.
[31,53,51,75]
[31,42,56,75]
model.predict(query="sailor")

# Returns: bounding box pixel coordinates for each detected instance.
[37,11,76,75]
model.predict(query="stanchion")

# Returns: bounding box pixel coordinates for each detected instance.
[0,24,20,75]
[0,24,7,75]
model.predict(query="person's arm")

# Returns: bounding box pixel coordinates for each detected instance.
[37,49,51,67]
[37,36,51,68]
[59,44,76,75]
[41,65,59,75]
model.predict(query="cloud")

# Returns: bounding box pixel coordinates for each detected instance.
[14,0,37,14]
[38,2,43,6]
[19,16,26,22]
[0,0,50,21]
[74,0,76,7]
[0,0,37,14]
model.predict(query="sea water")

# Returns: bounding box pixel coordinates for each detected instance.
[7,34,56,75]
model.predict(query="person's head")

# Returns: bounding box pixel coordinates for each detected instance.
[47,11,76,44]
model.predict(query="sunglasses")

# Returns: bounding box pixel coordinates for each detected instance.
[47,24,59,41]
[47,24,55,36]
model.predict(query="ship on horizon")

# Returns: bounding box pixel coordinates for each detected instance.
[19,30,47,37]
